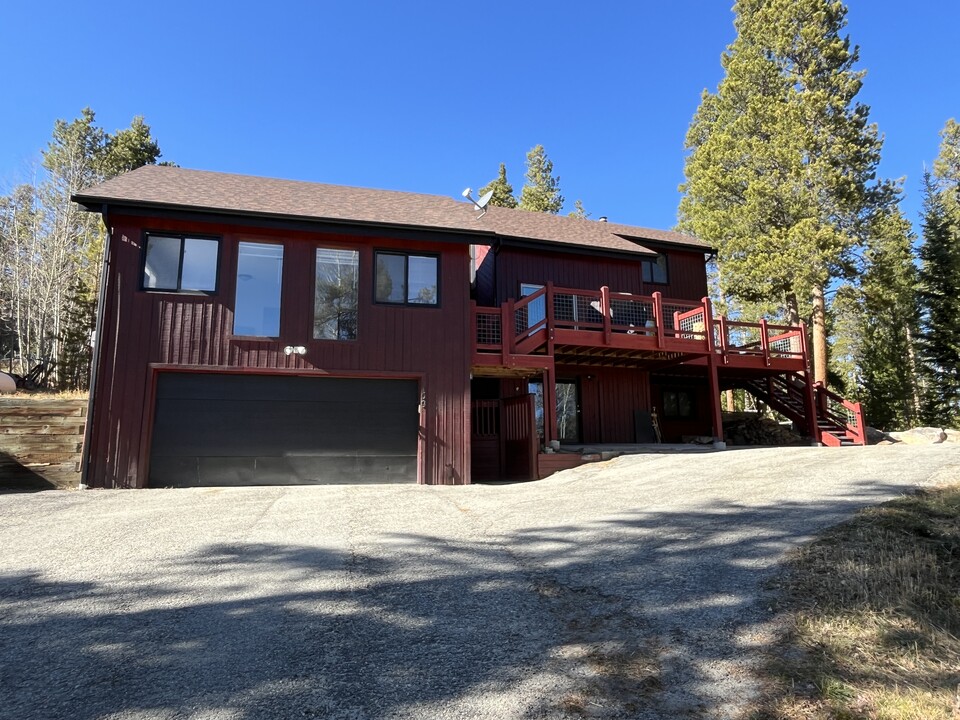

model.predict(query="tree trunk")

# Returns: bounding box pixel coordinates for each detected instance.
[812,284,828,386]
[785,292,800,326]
[905,324,922,422]
[725,389,735,412]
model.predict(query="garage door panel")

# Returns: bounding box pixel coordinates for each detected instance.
[148,374,419,486]
[156,373,417,406]
[151,400,418,457]
[154,400,419,456]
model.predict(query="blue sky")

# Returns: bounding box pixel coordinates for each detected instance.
[1,1,956,235]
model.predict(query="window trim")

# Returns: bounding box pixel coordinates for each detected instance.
[313,245,360,342]
[232,239,285,339]
[641,252,669,285]
[373,250,441,307]
[139,231,221,294]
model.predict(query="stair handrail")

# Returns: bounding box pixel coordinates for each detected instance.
[814,382,866,446]
[512,286,549,349]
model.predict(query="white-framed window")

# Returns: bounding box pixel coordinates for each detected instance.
[314,248,359,340]
[234,242,283,337]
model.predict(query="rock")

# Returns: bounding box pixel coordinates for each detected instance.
[888,427,953,445]
[866,426,897,445]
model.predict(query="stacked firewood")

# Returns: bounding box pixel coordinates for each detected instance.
[722,414,804,446]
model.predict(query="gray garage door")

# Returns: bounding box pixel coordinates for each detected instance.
[148,373,419,487]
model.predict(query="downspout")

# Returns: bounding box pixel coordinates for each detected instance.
[79,204,112,489]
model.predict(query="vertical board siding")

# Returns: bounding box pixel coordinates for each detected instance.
[88,216,471,488]
[493,247,708,304]
[556,365,651,444]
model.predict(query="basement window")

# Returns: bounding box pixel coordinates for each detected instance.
[142,234,220,292]
[662,388,695,419]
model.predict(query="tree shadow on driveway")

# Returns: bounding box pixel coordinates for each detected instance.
[0,481,914,719]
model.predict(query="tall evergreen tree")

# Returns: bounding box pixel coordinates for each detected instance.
[917,119,960,425]
[478,163,517,208]
[519,145,563,214]
[679,0,885,386]
[852,201,920,429]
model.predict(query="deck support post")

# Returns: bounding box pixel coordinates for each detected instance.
[706,349,725,448]
[544,366,558,448]
[799,320,820,444]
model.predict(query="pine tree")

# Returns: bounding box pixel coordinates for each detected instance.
[568,199,589,219]
[853,201,920,429]
[479,163,517,209]
[519,145,563,214]
[917,119,960,425]
[679,0,885,386]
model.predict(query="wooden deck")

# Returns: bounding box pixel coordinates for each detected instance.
[471,283,809,375]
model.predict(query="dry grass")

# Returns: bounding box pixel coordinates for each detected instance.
[0,389,88,400]
[753,485,960,720]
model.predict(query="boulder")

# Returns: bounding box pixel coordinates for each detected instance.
[887,427,951,445]
[0,372,16,394]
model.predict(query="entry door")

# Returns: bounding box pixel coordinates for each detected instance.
[555,380,581,443]
[529,379,582,444]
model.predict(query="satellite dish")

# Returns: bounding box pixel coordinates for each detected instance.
[476,190,494,209]
[460,186,494,219]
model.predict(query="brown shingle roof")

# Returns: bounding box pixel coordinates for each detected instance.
[73,166,710,256]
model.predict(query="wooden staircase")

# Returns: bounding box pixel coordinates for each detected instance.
[728,372,865,446]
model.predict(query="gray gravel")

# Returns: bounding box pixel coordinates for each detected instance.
[1,445,958,720]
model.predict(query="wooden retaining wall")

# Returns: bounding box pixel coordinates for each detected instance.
[0,398,87,490]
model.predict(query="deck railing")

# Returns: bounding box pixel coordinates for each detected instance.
[712,318,806,366]
[472,283,809,369]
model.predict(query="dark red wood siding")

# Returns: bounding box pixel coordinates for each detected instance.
[559,366,651,444]
[87,214,472,487]
[489,246,708,304]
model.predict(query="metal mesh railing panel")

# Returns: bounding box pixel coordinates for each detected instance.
[609,298,654,330]
[515,295,546,336]
[553,293,602,325]
[476,312,502,346]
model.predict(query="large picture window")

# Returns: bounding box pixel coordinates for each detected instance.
[642,253,669,284]
[375,252,439,305]
[314,248,359,340]
[234,242,283,337]
[142,234,219,292]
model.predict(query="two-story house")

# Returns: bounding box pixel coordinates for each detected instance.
[73,166,863,488]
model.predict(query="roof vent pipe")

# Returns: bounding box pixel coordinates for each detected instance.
[598,216,608,223]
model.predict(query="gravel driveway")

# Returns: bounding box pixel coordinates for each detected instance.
[2,445,958,720]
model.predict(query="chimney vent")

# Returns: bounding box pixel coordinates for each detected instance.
[598,216,608,223]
